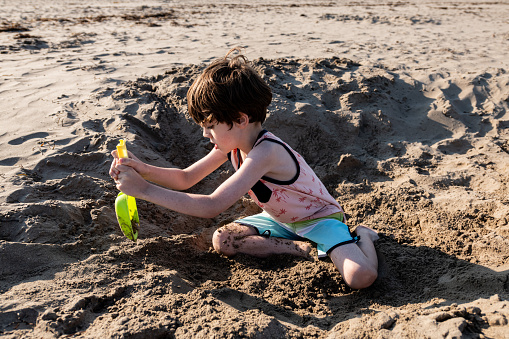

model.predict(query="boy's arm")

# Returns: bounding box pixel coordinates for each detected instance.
[115,148,227,191]
[115,143,277,218]
[142,149,228,190]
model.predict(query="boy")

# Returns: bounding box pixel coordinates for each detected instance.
[110,48,379,289]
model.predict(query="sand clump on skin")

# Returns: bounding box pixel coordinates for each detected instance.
[0,55,508,338]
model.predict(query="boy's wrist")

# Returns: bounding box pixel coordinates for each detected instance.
[140,162,152,179]
[138,182,154,201]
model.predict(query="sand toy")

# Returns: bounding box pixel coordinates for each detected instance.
[114,139,139,241]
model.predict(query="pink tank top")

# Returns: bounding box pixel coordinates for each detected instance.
[229,130,344,224]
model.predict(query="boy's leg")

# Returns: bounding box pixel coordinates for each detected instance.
[328,225,379,289]
[212,223,311,258]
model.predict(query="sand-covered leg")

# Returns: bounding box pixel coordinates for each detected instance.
[212,223,311,258]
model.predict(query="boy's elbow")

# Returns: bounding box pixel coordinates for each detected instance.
[199,197,228,218]
[204,205,226,218]
[179,170,201,191]
[202,210,221,219]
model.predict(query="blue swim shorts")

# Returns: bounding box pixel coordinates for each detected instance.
[235,212,359,258]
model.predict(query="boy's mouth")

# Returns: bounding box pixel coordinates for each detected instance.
[214,144,218,149]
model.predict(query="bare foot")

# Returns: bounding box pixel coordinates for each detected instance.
[354,225,379,242]
[294,240,312,258]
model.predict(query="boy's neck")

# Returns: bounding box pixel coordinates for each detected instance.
[238,123,264,155]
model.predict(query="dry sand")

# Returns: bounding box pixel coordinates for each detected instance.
[1,0,509,338]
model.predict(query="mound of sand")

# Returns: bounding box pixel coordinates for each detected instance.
[1,55,508,338]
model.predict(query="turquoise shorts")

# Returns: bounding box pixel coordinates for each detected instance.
[235,212,359,258]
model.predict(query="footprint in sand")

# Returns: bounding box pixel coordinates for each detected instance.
[8,132,49,145]
[0,157,20,166]
[435,138,473,155]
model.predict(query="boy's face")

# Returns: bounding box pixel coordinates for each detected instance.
[201,121,236,153]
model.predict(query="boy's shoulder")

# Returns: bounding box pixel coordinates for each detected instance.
[248,134,294,166]
[246,132,299,181]
[253,131,288,148]
[248,137,282,158]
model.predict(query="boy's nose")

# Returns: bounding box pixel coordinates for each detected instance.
[202,128,210,138]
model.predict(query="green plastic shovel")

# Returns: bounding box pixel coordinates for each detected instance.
[114,139,139,241]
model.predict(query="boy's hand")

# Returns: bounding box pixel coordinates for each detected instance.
[114,163,151,199]
[109,150,148,180]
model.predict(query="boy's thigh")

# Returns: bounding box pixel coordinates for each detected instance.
[217,222,259,237]
[234,213,304,240]
[300,219,355,257]
[328,242,368,266]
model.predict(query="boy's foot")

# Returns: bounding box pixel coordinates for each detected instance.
[292,240,312,258]
[354,225,379,242]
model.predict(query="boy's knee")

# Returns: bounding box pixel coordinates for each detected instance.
[344,266,378,290]
[212,228,236,257]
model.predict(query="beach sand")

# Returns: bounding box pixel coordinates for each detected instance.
[1,0,509,337]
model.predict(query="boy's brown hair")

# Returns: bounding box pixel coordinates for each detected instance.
[187,48,272,127]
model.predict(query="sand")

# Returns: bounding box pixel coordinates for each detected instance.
[1,0,509,338]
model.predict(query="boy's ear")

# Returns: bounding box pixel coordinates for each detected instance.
[237,112,250,128]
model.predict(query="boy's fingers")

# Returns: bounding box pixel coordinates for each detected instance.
[115,164,130,172]
[116,164,137,174]
[118,158,135,167]
[117,159,128,168]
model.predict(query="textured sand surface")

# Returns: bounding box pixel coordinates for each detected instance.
[1,1,509,338]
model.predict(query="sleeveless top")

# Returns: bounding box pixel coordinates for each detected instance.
[228,130,344,224]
